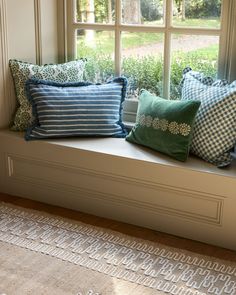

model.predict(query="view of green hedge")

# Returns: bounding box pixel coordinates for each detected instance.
[82,47,217,100]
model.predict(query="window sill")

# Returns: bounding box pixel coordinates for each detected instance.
[123,121,135,130]
[1,129,235,179]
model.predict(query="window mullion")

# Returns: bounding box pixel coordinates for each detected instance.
[66,0,76,61]
[72,23,116,31]
[115,0,122,76]
[163,0,172,99]
[218,0,235,81]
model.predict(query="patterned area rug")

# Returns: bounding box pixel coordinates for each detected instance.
[0,202,236,295]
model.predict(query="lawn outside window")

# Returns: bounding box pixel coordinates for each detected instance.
[63,0,236,124]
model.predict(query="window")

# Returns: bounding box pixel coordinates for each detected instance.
[64,0,236,121]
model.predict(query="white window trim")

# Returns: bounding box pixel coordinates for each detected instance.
[59,0,236,123]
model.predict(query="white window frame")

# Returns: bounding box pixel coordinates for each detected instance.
[61,0,236,122]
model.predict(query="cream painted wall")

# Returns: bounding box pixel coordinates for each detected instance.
[6,0,36,63]
[0,0,58,128]
[41,0,58,64]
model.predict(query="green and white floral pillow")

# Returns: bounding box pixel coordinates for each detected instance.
[9,59,85,131]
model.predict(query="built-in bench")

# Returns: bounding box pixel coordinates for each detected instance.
[0,129,236,250]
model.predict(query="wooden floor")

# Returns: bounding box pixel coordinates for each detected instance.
[0,192,236,261]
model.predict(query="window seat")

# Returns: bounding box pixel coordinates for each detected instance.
[0,129,236,250]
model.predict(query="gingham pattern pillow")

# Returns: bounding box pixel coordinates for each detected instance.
[181,68,236,167]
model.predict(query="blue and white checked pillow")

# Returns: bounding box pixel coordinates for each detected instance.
[181,68,236,167]
[25,78,127,140]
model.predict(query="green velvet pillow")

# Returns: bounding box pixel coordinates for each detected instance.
[126,90,201,162]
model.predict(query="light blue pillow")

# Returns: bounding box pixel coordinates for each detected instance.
[181,68,236,167]
[25,78,127,140]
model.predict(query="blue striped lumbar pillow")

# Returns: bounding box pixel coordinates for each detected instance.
[25,77,128,140]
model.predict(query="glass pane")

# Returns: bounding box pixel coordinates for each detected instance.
[170,34,219,99]
[76,0,115,24]
[122,0,164,25]
[121,32,164,99]
[76,30,115,82]
[172,0,222,28]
